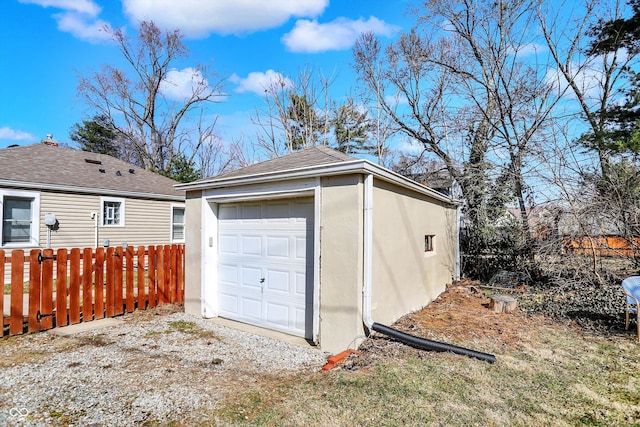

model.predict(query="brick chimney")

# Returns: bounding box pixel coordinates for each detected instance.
[41,134,59,147]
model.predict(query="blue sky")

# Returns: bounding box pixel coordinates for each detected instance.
[0,0,412,151]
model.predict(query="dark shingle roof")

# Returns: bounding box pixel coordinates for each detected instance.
[0,143,184,200]
[197,145,355,184]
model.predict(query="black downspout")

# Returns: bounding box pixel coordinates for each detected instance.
[372,322,497,364]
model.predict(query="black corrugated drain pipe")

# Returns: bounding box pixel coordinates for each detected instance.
[371,322,497,364]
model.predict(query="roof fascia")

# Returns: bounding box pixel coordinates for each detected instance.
[176,159,458,206]
[0,179,185,202]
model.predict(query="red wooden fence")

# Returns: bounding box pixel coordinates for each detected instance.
[2,244,184,337]
[562,236,640,257]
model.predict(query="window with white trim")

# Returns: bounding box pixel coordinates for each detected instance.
[1,190,40,247]
[101,197,125,227]
[171,204,185,242]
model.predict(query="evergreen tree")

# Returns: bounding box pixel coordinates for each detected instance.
[287,93,322,151]
[159,153,201,183]
[584,0,640,155]
[69,115,119,157]
[332,101,375,155]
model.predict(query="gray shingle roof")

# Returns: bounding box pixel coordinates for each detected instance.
[0,143,184,200]
[195,145,355,184]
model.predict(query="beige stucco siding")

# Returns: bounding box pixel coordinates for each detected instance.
[39,192,179,249]
[184,190,203,316]
[371,179,457,325]
[179,166,457,354]
[319,174,365,352]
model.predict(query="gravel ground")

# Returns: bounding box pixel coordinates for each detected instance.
[0,305,330,426]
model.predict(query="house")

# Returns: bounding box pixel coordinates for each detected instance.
[0,140,185,254]
[177,146,460,354]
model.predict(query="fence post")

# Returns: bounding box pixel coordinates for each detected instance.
[125,245,134,313]
[56,249,68,327]
[69,248,81,324]
[115,246,124,315]
[28,250,41,332]
[94,247,104,320]
[10,250,24,335]
[148,246,156,308]
[105,247,115,317]
[164,245,171,304]
[170,244,177,303]
[40,248,54,330]
[178,244,185,303]
[0,249,4,333]
[83,248,93,322]
[157,247,166,305]
[136,246,145,310]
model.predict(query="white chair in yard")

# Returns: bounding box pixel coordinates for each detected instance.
[622,276,640,342]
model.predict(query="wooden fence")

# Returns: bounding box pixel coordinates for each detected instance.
[2,244,184,337]
[562,236,640,258]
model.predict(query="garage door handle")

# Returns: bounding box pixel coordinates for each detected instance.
[260,278,265,283]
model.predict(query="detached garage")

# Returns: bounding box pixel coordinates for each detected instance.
[177,146,460,354]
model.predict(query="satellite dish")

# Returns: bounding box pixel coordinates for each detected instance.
[44,213,57,226]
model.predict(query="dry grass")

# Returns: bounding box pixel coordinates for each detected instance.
[211,283,640,426]
[2,288,638,426]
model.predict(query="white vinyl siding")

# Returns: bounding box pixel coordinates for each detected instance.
[35,192,179,250]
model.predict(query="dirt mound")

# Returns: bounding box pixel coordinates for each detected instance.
[342,281,557,369]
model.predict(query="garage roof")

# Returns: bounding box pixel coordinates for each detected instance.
[177,145,457,206]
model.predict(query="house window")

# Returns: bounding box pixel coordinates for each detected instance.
[425,234,435,252]
[171,204,185,242]
[101,197,125,227]
[1,190,40,247]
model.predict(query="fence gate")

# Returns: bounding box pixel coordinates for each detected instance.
[2,244,185,337]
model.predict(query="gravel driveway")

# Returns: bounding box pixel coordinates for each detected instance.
[0,305,329,426]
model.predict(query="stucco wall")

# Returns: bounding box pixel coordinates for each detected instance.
[371,178,458,325]
[184,190,203,316]
[181,172,457,355]
[319,174,365,353]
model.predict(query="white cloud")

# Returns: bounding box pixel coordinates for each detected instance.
[397,138,424,156]
[19,0,112,43]
[231,70,294,95]
[18,0,101,16]
[54,12,112,43]
[385,92,408,106]
[160,68,212,101]
[122,0,328,37]
[0,127,36,141]
[508,43,547,58]
[282,16,398,53]
[545,62,606,102]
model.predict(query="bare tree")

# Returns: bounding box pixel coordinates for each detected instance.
[538,0,638,175]
[353,0,559,257]
[251,68,335,157]
[77,21,225,175]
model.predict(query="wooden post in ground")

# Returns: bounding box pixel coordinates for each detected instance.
[489,294,517,313]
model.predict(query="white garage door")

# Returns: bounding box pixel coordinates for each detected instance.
[217,198,314,338]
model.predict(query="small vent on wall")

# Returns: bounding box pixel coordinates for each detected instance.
[116,171,122,176]
[129,169,135,174]
[99,168,106,173]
